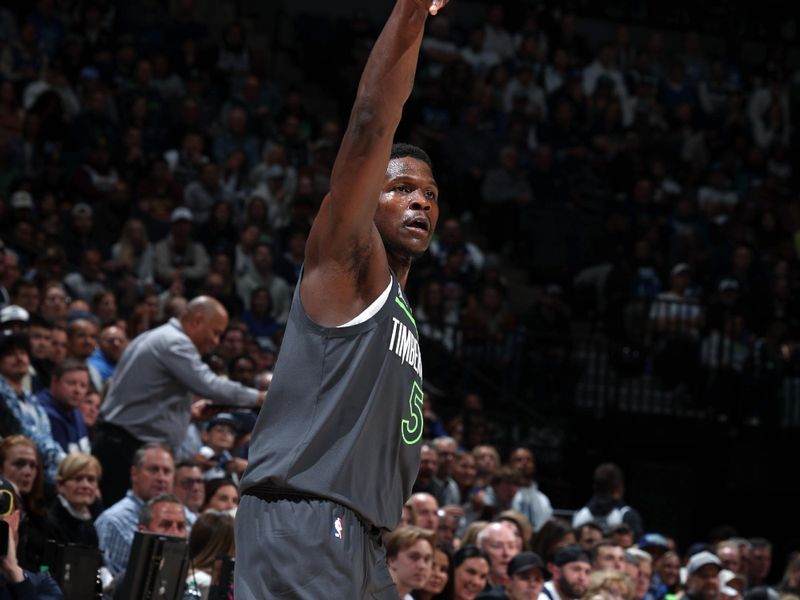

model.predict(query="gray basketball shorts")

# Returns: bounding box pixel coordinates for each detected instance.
[235,494,398,599]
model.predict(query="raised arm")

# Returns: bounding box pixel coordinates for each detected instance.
[302,0,446,325]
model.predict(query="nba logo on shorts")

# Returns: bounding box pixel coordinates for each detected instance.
[332,516,343,540]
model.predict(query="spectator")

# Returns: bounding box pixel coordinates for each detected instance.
[0,331,64,482]
[684,551,723,600]
[44,452,101,548]
[63,248,107,303]
[477,551,549,600]
[39,283,67,324]
[432,436,460,506]
[509,447,553,532]
[36,358,91,454]
[572,463,644,540]
[94,443,174,575]
[592,540,626,572]
[746,539,772,588]
[79,389,100,433]
[626,548,654,600]
[201,478,238,513]
[27,315,53,392]
[413,444,446,505]
[235,241,291,323]
[531,520,576,565]
[65,316,101,390]
[478,522,519,591]
[0,435,47,572]
[94,296,262,504]
[184,510,235,600]
[651,551,681,599]
[87,323,128,385]
[543,546,592,600]
[138,493,187,538]
[0,477,63,598]
[153,207,210,292]
[576,523,604,551]
[414,544,452,600]
[196,413,246,482]
[452,545,491,600]
[183,162,225,225]
[386,526,435,600]
[407,492,440,534]
[173,460,205,528]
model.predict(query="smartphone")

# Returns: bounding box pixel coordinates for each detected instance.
[0,520,8,557]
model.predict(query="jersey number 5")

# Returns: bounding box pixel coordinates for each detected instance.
[401,382,424,445]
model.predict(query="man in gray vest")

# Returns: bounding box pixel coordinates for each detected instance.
[235,0,448,597]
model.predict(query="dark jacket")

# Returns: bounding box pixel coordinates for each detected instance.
[44,499,99,550]
[35,390,90,454]
[0,570,63,599]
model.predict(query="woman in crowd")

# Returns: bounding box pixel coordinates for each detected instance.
[184,510,235,600]
[201,478,239,513]
[652,551,682,599]
[414,545,453,600]
[452,545,490,600]
[44,452,101,548]
[531,518,577,563]
[0,435,48,571]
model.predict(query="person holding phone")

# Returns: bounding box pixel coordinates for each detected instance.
[0,477,62,599]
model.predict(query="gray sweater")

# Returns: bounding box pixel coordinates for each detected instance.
[99,318,259,448]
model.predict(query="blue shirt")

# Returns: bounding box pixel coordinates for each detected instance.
[87,348,116,384]
[0,376,65,483]
[95,491,145,575]
[36,389,91,455]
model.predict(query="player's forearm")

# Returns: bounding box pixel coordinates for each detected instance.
[348,0,428,140]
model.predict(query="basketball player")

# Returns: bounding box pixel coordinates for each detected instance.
[235,0,448,598]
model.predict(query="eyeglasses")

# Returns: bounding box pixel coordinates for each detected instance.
[177,478,204,489]
[0,489,15,517]
[11,459,37,470]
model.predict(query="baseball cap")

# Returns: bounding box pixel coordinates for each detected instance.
[10,191,34,210]
[508,552,550,579]
[208,413,239,433]
[638,533,669,549]
[686,551,722,576]
[553,546,591,567]
[719,569,746,589]
[171,207,194,223]
[0,305,29,325]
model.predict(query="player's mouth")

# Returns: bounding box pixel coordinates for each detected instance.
[403,215,430,233]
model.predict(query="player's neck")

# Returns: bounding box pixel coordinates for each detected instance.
[387,253,412,289]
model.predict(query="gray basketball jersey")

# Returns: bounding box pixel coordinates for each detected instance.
[240,272,424,529]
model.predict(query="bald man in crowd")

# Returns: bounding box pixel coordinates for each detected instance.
[93,296,264,503]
